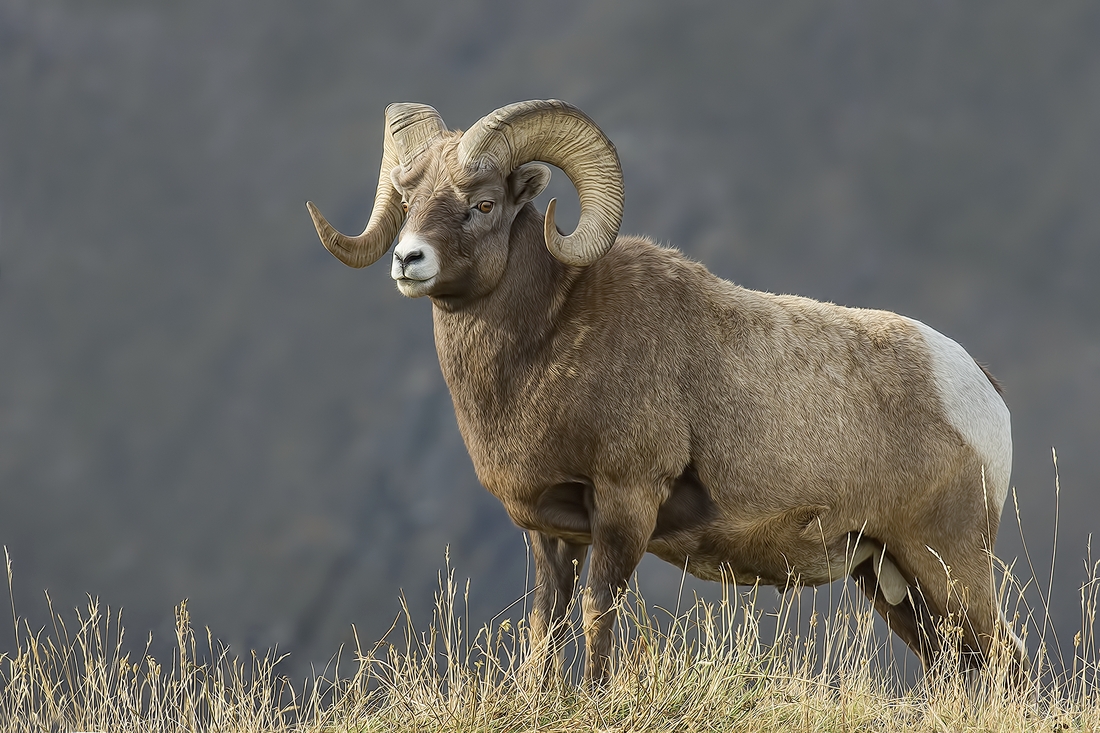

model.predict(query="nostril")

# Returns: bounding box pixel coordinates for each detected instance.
[400,249,424,266]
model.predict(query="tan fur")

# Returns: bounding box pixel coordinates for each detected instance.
[338,125,1025,685]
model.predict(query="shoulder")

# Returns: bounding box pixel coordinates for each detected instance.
[588,236,723,292]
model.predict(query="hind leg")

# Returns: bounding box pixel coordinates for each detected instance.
[892,540,1027,680]
[933,546,1029,680]
[851,559,943,665]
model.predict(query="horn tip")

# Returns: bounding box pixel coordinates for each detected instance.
[304,201,337,249]
[543,197,559,241]
[305,200,326,223]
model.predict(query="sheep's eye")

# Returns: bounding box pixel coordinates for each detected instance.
[476,200,494,214]
[401,201,409,213]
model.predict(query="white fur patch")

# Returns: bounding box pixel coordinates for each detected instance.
[391,234,439,297]
[876,555,909,605]
[908,318,1012,507]
[847,541,908,605]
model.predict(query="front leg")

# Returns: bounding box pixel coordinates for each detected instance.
[529,530,587,679]
[582,486,660,686]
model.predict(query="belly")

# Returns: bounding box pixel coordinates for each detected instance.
[501,467,874,590]
[647,501,870,588]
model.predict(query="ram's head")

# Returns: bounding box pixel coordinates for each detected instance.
[307,100,625,302]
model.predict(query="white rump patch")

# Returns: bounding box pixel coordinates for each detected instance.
[908,318,1012,507]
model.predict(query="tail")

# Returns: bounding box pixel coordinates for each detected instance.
[975,361,1004,395]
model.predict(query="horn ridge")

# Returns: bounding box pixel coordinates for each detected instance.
[457,100,624,267]
[386,103,448,164]
[307,103,447,269]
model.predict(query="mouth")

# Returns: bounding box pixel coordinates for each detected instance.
[394,275,435,297]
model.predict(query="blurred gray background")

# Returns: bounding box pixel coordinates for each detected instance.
[2,1,1098,677]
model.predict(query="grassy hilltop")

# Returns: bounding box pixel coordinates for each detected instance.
[4,538,1100,732]
[3,0,1100,688]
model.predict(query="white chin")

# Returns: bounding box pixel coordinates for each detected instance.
[395,277,434,298]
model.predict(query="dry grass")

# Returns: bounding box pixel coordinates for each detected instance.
[3,483,1099,731]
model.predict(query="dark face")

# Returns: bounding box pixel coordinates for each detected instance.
[388,140,550,306]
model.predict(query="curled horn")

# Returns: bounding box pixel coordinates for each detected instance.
[457,100,624,267]
[306,103,447,268]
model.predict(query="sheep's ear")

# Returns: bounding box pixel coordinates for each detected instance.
[508,163,551,206]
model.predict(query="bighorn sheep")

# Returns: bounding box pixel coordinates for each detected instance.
[307,100,1026,684]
